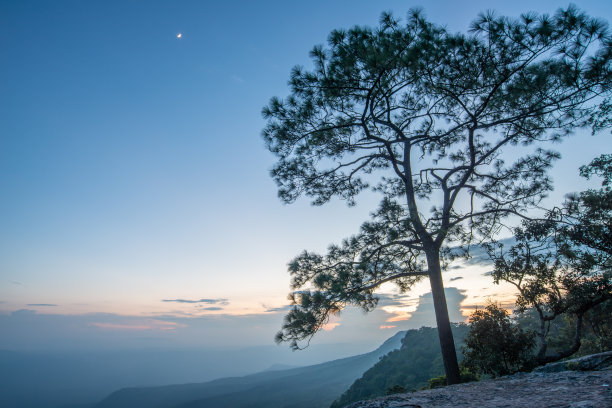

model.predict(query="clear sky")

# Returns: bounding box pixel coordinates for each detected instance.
[1,0,610,353]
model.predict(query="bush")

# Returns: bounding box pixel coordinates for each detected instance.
[428,368,479,389]
[462,303,535,377]
[428,375,447,389]
[386,384,407,395]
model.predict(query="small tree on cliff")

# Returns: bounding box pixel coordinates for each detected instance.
[462,303,535,377]
[262,7,610,384]
[486,155,612,364]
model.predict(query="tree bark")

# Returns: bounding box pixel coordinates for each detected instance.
[535,309,549,362]
[426,249,461,385]
[538,313,584,365]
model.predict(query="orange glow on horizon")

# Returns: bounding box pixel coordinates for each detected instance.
[321,322,340,331]
[386,313,413,322]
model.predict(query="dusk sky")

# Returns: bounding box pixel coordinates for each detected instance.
[1,0,611,355]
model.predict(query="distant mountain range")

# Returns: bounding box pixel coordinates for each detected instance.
[0,341,379,408]
[94,331,406,408]
[3,328,465,408]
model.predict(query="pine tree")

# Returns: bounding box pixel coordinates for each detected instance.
[262,7,611,384]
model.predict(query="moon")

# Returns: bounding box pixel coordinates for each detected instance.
[177,33,182,39]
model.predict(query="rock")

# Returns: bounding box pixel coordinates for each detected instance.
[343,369,612,408]
[534,351,612,373]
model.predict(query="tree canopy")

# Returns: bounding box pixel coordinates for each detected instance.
[263,6,611,384]
[486,154,612,363]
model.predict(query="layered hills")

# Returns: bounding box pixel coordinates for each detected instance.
[94,330,405,408]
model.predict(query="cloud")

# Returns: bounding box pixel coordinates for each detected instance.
[0,304,424,352]
[386,313,412,323]
[379,325,397,329]
[377,293,422,322]
[321,322,340,331]
[10,281,23,286]
[458,238,516,267]
[460,301,514,312]
[230,74,245,83]
[262,304,292,313]
[376,293,418,307]
[384,287,468,328]
[200,307,223,311]
[162,298,229,305]
[90,319,185,331]
[460,304,482,310]
[449,276,463,281]
[10,309,36,316]
[90,323,157,331]
[27,303,58,307]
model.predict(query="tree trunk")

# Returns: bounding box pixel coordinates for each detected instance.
[538,313,584,365]
[535,311,549,362]
[426,250,461,385]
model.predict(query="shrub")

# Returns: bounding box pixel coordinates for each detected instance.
[462,303,535,377]
[386,385,407,395]
[428,368,479,389]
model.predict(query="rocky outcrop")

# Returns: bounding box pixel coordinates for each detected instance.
[345,353,612,408]
[534,351,612,373]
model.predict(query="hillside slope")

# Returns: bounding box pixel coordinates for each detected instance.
[331,325,469,408]
[94,331,405,408]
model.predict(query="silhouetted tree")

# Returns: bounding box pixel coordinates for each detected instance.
[263,7,611,384]
[462,303,535,377]
[486,155,612,364]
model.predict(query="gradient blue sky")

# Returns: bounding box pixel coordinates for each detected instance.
[1,0,610,351]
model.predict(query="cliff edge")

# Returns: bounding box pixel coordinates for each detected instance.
[345,352,612,408]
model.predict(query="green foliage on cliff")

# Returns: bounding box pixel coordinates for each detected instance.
[330,325,469,408]
[462,303,536,377]
[516,301,612,358]
[485,155,612,364]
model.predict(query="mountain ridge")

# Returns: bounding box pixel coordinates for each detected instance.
[94,330,406,408]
